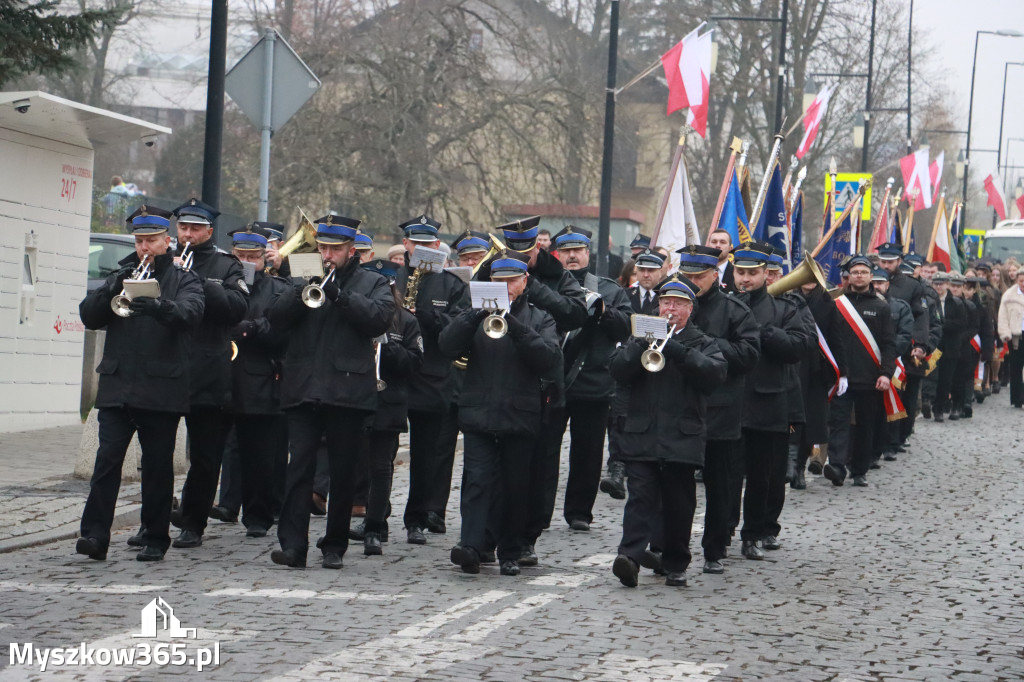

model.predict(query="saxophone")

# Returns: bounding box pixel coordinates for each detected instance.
[404,266,424,311]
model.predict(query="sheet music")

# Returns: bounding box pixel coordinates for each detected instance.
[122,279,161,300]
[288,253,325,279]
[445,266,473,283]
[410,246,446,272]
[240,261,256,285]
[470,281,510,311]
[630,314,668,340]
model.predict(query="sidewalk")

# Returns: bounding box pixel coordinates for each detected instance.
[0,423,419,554]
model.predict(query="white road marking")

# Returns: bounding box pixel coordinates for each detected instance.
[0,581,166,595]
[527,573,595,587]
[204,588,404,602]
[575,553,618,567]
[451,593,561,642]
[580,653,727,681]
[394,590,511,638]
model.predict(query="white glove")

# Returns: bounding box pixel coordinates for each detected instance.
[837,377,849,397]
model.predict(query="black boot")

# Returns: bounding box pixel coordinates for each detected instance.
[599,461,626,500]
[364,532,382,556]
[785,445,798,485]
[791,469,806,490]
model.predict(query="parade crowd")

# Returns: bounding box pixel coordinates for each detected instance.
[74,203,1023,587]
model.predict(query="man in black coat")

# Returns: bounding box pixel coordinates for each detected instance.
[733,241,812,559]
[708,229,737,293]
[548,226,632,531]
[439,251,561,576]
[394,215,470,544]
[502,217,587,566]
[165,198,249,550]
[600,249,667,499]
[609,274,728,587]
[680,245,760,574]
[268,214,396,569]
[223,226,291,537]
[932,272,965,421]
[950,274,980,420]
[77,207,205,562]
[829,255,897,487]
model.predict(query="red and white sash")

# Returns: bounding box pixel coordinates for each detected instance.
[835,295,907,421]
[816,323,841,400]
[970,334,981,353]
[893,357,906,391]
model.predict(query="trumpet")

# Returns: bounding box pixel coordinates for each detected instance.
[110,256,153,317]
[640,324,677,372]
[177,242,194,271]
[302,268,336,308]
[374,338,387,392]
[483,309,508,339]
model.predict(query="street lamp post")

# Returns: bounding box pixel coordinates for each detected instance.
[596,0,619,277]
[963,29,1023,227]
[710,11,787,133]
[861,0,877,173]
[995,62,1024,227]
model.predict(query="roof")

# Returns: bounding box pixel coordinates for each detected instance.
[0,91,171,149]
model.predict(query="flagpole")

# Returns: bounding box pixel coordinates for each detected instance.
[926,192,946,261]
[749,133,786,228]
[828,157,839,233]
[616,21,707,96]
[867,177,894,250]
[706,137,744,244]
[903,188,917,254]
[650,130,686,246]
[810,189,867,258]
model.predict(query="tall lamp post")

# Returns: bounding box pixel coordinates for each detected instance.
[962,29,1022,227]
[595,0,619,276]
[995,62,1024,227]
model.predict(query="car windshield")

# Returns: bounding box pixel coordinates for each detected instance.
[88,240,136,279]
[983,236,1024,264]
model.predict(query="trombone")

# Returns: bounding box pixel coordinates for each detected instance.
[110,256,153,317]
[640,325,677,373]
[302,267,336,308]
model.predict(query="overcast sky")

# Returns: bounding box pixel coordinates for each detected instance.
[914,0,1024,185]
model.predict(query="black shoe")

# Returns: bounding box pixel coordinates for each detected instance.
[921,402,932,419]
[136,546,164,562]
[665,571,687,587]
[869,461,882,470]
[852,475,868,487]
[519,544,538,567]
[934,412,945,422]
[883,451,897,462]
[208,506,238,523]
[599,461,626,500]
[271,548,306,568]
[638,548,664,575]
[949,409,962,421]
[963,406,974,417]
[569,519,590,531]
[170,508,184,529]
[612,554,639,587]
[246,525,268,538]
[480,549,497,564]
[791,470,806,490]
[364,533,383,556]
[823,463,843,486]
[500,560,520,576]
[694,468,704,483]
[425,512,446,534]
[126,525,147,548]
[451,545,480,574]
[992,383,1001,394]
[348,521,366,542]
[172,529,202,548]
[762,535,781,550]
[322,551,344,569]
[406,527,426,545]
[741,540,764,560]
[702,559,724,574]
[75,536,106,561]
[807,460,824,475]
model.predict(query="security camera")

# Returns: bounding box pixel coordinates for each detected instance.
[141,134,158,148]
[13,99,30,114]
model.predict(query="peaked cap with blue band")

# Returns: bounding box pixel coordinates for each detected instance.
[173,197,220,225]
[251,221,285,242]
[228,224,269,250]
[400,214,441,242]
[635,248,666,269]
[314,214,360,244]
[730,240,773,268]
[126,205,173,235]
[675,244,721,273]
[489,250,530,279]
[354,231,374,250]
[450,230,491,255]
[498,216,541,251]
[767,251,785,270]
[656,273,698,301]
[552,225,592,250]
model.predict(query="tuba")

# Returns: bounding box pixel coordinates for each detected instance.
[766,257,829,297]
[640,325,677,372]
[110,256,153,317]
[279,209,318,259]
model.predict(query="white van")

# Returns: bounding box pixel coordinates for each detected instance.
[982,220,1024,262]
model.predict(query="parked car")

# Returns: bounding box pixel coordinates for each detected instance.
[88,233,136,292]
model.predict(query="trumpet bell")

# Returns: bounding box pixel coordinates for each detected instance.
[301,284,327,308]
[640,348,666,372]
[766,257,829,297]
[483,313,507,339]
[279,210,319,259]
[376,379,387,392]
[111,294,133,317]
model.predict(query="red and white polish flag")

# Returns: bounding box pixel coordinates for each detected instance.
[795,84,833,160]
[660,28,713,137]
[900,147,933,210]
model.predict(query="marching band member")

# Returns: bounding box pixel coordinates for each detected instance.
[268,214,395,569]
[354,230,375,263]
[169,198,250,550]
[609,274,727,587]
[440,251,561,576]
[77,206,205,562]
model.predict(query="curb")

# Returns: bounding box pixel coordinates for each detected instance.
[0,504,140,554]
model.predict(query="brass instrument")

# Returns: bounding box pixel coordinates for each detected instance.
[767,256,829,297]
[640,324,677,373]
[278,208,318,259]
[374,338,387,391]
[110,256,153,317]
[404,266,424,311]
[177,242,194,271]
[453,233,510,370]
[483,309,509,339]
[302,267,335,308]
[230,341,239,361]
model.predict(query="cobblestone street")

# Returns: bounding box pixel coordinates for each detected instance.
[1,402,1023,680]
